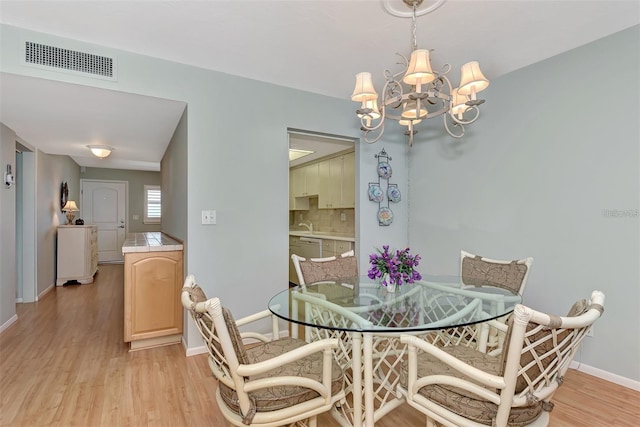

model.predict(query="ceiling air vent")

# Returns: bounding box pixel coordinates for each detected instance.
[24,41,115,80]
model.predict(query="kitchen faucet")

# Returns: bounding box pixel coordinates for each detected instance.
[299,221,313,233]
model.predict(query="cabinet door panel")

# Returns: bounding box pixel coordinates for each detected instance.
[124,251,183,342]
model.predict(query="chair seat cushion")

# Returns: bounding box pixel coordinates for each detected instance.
[219,337,343,415]
[400,346,543,426]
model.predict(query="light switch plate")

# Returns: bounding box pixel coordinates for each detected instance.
[202,210,217,225]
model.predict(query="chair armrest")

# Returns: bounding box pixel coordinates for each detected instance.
[235,308,273,326]
[236,338,338,377]
[401,334,505,390]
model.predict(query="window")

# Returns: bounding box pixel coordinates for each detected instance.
[144,185,161,224]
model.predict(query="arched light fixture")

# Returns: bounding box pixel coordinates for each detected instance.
[87,145,114,159]
[352,0,489,146]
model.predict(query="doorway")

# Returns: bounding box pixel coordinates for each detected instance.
[287,130,358,285]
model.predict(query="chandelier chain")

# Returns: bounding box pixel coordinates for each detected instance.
[411,2,418,52]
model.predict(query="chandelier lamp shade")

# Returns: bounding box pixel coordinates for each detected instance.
[352,0,489,146]
[87,145,114,159]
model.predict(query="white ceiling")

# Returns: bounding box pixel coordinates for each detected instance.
[1,0,638,170]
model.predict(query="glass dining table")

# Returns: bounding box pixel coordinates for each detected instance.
[268,275,521,427]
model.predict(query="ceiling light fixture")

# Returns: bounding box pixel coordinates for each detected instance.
[289,148,315,162]
[87,145,114,159]
[352,0,489,146]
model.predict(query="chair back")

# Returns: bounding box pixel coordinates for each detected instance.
[460,250,533,295]
[180,275,244,396]
[292,250,357,286]
[494,291,605,425]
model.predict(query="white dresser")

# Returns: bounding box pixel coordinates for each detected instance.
[56,225,98,286]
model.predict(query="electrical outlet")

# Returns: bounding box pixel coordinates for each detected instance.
[340,212,347,222]
[201,210,217,225]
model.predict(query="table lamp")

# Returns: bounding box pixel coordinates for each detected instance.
[62,200,79,224]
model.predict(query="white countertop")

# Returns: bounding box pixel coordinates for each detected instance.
[289,230,355,242]
[122,232,184,254]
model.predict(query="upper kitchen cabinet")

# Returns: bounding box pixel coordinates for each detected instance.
[318,151,355,209]
[290,163,320,211]
[292,163,319,197]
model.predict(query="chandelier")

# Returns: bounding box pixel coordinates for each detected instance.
[351,0,489,146]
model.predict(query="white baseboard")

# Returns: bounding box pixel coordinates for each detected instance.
[570,361,640,391]
[186,345,208,357]
[0,315,18,334]
[38,284,54,300]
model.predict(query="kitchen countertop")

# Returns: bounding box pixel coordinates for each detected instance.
[122,232,184,254]
[289,230,355,242]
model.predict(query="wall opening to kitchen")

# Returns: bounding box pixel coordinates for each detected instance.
[287,130,357,286]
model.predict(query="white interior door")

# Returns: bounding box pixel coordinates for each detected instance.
[81,180,127,263]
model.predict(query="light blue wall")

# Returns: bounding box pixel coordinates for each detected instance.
[408,26,640,382]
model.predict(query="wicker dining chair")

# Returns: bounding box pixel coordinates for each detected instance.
[398,290,605,427]
[460,250,533,296]
[436,250,534,354]
[291,250,357,286]
[181,275,345,426]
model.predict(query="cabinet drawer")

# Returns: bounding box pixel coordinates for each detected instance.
[322,239,335,255]
[335,241,352,255]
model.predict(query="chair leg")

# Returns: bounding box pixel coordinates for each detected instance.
[427,417,438,427]
[309,415,317,427]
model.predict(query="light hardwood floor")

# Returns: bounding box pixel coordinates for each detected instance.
[1,264,638,426]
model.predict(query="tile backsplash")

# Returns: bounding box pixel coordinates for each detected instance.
[289,197,355,235]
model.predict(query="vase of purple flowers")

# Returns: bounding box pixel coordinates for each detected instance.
[368,245,422,291]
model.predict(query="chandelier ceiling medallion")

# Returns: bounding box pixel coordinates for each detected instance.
[352,0,490,146]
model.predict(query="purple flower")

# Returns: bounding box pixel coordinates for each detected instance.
[368,246,422,286]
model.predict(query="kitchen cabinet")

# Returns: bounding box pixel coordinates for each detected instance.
[56,225,98,286]
[124,245,183,350]
[321,239,354,258]
[318,152,355,209]
[289,164,319,211]
[292,163,319,197]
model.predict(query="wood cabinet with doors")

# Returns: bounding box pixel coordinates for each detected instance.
[292,163,319,197]
[123,241,183,350]
[290,163,319,211]
[56,225,98,286]
[318,152,355,209]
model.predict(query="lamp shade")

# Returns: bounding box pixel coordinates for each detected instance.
[403,49,436,86]
[401,100,427,120]
[450,88,470,118]
[357,98,381,120]
[62,200,79,212]
[352,72,378,102]
[87,145,114,159]
[458,61,489,98]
